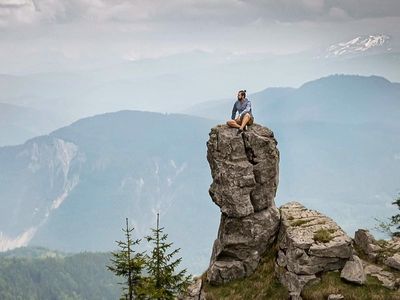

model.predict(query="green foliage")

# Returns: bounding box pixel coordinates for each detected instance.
[107,214,192,300]
[0,251,121,299]
[313,228,333,243]
[106,218,146,300]
[139,213,192,300]
[374,191,400,238]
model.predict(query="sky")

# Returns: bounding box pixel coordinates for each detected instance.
[1,0,400,75]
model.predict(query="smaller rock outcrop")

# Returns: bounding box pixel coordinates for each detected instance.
[340,255,366,285]
[354,229,382,260]
[362,260,399,290]
[385,253,400,270]
[352,228,400,290]
[354,229,400,271]
[274,201,353,299]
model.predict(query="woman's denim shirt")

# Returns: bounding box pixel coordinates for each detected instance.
[231,98,253,119]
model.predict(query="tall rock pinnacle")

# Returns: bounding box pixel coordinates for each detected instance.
[205,123,281,284]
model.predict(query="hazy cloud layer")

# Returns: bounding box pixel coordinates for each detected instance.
[1,0,400,27]
[0,0,399,74]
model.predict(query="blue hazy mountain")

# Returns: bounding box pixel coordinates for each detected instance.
[0,44,399,126]
[0,102,69,147]
[0,110,220,275]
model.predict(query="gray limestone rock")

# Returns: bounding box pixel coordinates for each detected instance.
[327,294,344,300]
[205,123,281,285]
[355,229,400,275]
[354,229,382,260]
[340,255,366,285]
[177,277,203,300]
[385,253,400,271]
[274,201,353,298]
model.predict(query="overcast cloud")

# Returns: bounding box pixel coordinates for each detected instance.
[1,0,400,25]
[0,0,399,74]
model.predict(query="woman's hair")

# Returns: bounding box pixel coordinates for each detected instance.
[239,89,246,97]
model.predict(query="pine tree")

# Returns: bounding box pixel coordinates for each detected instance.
[387,192,400,237]
[374,191,400,238]
[140,213,192,300]
[106,217,146,300]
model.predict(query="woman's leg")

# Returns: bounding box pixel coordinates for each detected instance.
[248,116,254,125]
[239,113,251,130]
[226,117,241,128]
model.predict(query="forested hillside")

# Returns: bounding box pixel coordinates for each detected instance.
[0,246,120,300]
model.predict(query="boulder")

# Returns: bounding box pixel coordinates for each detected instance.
[385,253,400,271]
[340,255,366,285]
[205,123,281,284]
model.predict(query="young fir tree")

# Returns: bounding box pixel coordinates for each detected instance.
[140,213,192,300]
[391,193,400,236]
[106,217,146,300]
[374,191,400,238]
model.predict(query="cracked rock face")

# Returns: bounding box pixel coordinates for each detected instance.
[274,201,353,298]
[205,123,281,284]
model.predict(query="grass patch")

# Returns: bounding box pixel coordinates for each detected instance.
[301,220,329,228]
[291,219,312,227]
[202,240,289,300]
[313,228,334,243]
[302,270,400,300]
[376,239,389,248]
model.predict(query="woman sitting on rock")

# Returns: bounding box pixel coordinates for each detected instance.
[226,89,254,135]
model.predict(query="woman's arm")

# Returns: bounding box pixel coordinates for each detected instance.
[231,102,237,119]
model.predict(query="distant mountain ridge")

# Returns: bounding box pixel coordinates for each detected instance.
[0,41,399,145]
[0,102,68,147]
[0,245,67,259]
[183,74,400,125]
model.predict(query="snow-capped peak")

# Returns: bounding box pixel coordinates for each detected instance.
[325,34,391,58]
